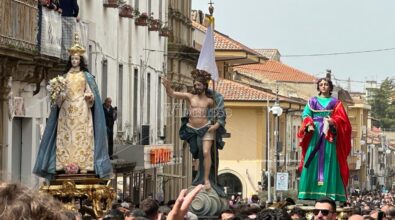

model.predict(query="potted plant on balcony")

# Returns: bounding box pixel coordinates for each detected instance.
[119,4,133,18]
[159,26,171,37]
[103,0,119,8]
[148,18,161,31]
[133,8,140,17]
[135,12,149,26]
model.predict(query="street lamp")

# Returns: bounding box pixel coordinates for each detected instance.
[267,84,283,203]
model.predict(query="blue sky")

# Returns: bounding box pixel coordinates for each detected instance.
[192,0,395,92]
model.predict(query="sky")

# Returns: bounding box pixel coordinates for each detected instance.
[192,0,395,92]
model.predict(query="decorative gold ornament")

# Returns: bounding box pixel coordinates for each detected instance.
[40,176,116,218]
[68,33,86,56]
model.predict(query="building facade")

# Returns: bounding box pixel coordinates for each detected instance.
[0,0,64,188]
[347,94,371,191]
[162,0,198,201]
[1,0,171,204]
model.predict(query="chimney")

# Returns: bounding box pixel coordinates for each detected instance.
[326,69,331,80]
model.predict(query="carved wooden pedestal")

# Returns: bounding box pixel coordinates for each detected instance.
[188,186,228,217]
[39,174,116,218]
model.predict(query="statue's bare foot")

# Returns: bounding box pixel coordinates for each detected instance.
[204,180,211,191]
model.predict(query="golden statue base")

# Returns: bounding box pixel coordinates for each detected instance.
[39,174,116,218]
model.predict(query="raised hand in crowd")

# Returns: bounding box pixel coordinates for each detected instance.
[167,184,204,220]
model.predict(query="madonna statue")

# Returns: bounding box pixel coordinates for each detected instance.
[33,34,112,179]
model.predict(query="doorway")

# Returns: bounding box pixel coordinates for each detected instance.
[218,172,243,198]
[11,118,33,186]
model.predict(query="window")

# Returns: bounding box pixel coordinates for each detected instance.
[88,45,93,72]
[133,69,139,130]
[134,0,139,10]
[159,0,162,20]
[118,64,123,130]
[147,73,151,124]
[101,59,108,99]
[157,76,162,135]
[148,0,152,15]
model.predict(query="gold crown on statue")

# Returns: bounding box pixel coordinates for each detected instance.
[68,33,85,56]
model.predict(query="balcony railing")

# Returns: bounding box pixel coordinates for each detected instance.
[0,0,38,54]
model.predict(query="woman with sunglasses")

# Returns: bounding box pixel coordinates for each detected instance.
[297,78,352,202]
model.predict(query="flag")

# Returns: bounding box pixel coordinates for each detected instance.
[197,17,219,81]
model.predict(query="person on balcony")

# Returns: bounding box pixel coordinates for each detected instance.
[59,0,79,20]
[39,0,60,12]
[59,0,80,60]
[33,34,112,179]
[297,77,351,202]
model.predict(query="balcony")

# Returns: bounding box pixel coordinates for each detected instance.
[0,0,38,57]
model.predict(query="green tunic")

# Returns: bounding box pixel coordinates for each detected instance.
[298,97,346,201]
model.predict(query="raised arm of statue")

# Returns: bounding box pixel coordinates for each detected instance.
[162,77,192,100]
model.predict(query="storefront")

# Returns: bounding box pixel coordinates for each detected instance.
[114,144,174,203]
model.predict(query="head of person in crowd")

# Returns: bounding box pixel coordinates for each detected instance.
[289,207,306,220]
[251,194,259,204]
[348,214,364,220]
[218,209,235,220]
[361,209,371,216]
[63,210,82,220]
[285,197,296,206]
[351,206,362,216]
[237,206,261,219]
[124,208,147,220]
[166,199,176,209]
[380,204,390,216]
[0,182,69,219]
[256,208,291,220]
[140,198,159,220]
[386,206,395,219]
[158,206,171,219]
[313,197,336,220]
[107,203,124,220]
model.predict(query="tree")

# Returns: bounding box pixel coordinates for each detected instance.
[368,78,395,129]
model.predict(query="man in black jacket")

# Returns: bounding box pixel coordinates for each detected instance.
[103,97,117,159]
[59,0,79,20]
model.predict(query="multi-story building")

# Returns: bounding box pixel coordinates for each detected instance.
[0,0,65,188]
[1,0,171,203]
[161,0,198,201]
[348,93,371,191]
[231,49,319,194]
[78,0,169,202]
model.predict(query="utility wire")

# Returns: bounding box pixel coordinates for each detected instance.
[283,47,395,57]
[169,47,395,57]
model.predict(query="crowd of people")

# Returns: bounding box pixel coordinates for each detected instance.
[3,181,395,219]
[77,189,395,219]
